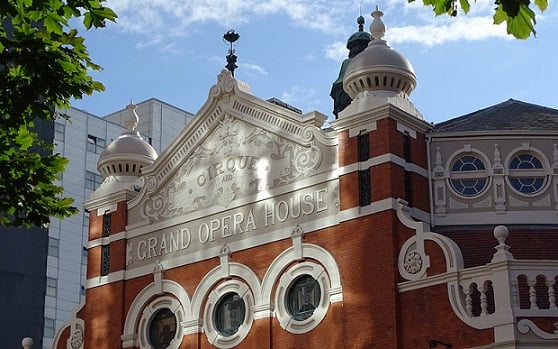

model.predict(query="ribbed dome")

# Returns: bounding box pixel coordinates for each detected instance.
[343,8,417,99]
[346,16,371,50]
[97,102,158,178]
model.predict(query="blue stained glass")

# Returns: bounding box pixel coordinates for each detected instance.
[509,153,545,194]
[510,177,545,194]
[450,155,487,197]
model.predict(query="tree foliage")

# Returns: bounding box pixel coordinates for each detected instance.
[411,0,548,38]
[0,0,116,227]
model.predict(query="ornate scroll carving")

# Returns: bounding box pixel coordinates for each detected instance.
[141,116,322,222]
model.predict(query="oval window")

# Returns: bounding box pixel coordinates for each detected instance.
[285,275,321,321]
[149,308,177,349]
[213,292,246,337]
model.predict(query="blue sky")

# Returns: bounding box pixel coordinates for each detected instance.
[72,0,558,125]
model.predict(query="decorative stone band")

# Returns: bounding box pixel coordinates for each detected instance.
[517,319,558,340]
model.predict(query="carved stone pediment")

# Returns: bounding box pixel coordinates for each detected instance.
[129,70,336,225]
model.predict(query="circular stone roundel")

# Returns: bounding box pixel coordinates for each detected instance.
[275,261,330,334]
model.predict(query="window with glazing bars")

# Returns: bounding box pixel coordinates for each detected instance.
[359,169,371,206]
[87,134,106,154]
[102,213,111,237]
[54,122,65,142]
[358,133,370,162]
[404,171,413,206]
[101,245,110,276]
[403,134,411,162]
[85,171,103,190]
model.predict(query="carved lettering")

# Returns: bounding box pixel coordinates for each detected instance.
[196,156,262,188]
[147,237,157,259]
[130,186,333,265]
[159,234,168,255]
[138,240,147,260]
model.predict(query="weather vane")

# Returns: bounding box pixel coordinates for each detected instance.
[223,30,240,77]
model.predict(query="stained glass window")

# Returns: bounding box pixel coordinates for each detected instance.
[449,155,488,197]
[213,293,246,337]
[286,275,321,321]
[509,153,546,194]
[149,308,177,349]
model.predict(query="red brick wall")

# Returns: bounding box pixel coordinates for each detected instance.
[79,205,509,349]
[79,281,126,348]
[371,162,405,201]
[411,171,429,212]
[440,228,558,268]
[399,283,494,348]
[338,130,357,167]
[54,326,70,349]
[339,172,359,210]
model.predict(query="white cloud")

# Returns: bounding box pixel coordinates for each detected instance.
[389,17,511,46]
[109,0,513,52]
[280,86,320,112]
[107,0,350,35]
[135,36,162,50]
[324,41,347,62]
[161,43,183,55]
[239,63,268,76]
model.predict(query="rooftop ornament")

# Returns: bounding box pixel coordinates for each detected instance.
[223,29,240,77]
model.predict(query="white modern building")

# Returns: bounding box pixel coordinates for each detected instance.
[42,99,192,349]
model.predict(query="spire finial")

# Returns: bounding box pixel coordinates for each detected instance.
[357,9,365,32]
[124,100,139,132]
[370,6,386,40]
[223,30,240,77]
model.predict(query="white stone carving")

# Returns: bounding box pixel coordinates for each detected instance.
[126,242,133,266]
[508,195,529,207]
[70,323,84,349]
[533,194,551,207]
[493,144,507,213]
[449,197,468,209]
[404,250,423,274]
[472,196,491,208]
[517,319,558,340]
[141,116,322,221]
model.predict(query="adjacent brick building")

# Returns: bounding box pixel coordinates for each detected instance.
[53,9,558,349]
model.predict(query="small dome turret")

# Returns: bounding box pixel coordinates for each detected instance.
[97,102,158,178]
[330,15,372,118]
[343,8,417,99]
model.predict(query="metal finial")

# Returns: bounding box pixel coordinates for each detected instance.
[223,30,240,77]
[357,15,365,31]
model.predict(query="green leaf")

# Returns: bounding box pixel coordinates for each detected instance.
[44,14,63,34]
[493,5,508,24]
[507,4,536,38]
[83,12,93,29]
[0,0,117,228]
[15,126,34,150]
[459,0,471,13]
[534,0,548,11]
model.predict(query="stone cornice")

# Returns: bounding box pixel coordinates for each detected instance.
[83,188,137,212]
[331,97,432,135]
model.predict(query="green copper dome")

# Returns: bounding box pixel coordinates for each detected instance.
[347,31,371,49]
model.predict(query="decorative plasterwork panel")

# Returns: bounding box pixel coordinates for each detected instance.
[140,115,324,222]
[472,196,491,208]
[430,138,558,226]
